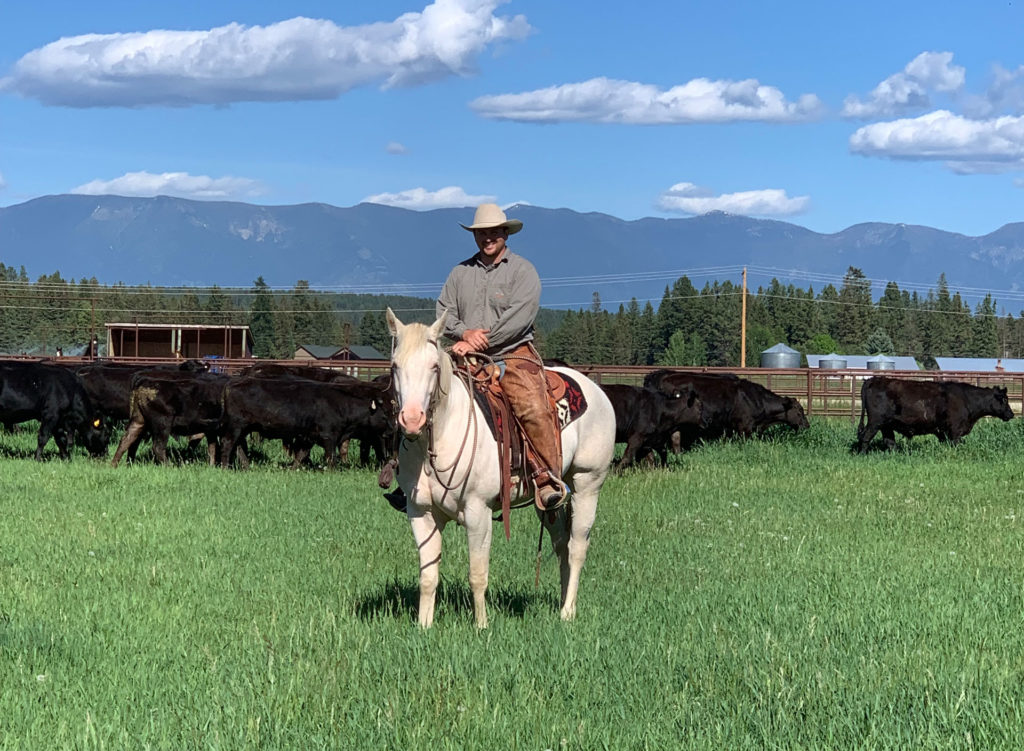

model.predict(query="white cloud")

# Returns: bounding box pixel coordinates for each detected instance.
[964,64,1024,118]
[71,171,266,199]
[470,76,823,124]
[842,51,964,119]
[386,141,408,155]
[849,110,1024,173]
[362,185,496,210]
[0,171,6,191]
[0,0,531,107]
[657,182,810,217]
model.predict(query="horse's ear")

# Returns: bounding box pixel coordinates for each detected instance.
[385,307,402,337]
[428,310,447,342]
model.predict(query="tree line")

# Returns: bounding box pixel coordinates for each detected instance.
[542,267,1013,368]
[0,266,428,359]
[0,262,1019,367]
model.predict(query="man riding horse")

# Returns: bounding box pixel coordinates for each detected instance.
[384,203,569,511]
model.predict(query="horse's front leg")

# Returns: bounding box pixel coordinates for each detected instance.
[408,504,446,628]
[464,501,494,629]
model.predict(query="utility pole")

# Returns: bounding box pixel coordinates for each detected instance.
[740,267,748,368]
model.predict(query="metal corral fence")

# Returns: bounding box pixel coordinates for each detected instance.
[11,356,1024,426]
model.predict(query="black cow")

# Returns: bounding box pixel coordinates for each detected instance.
[111,371,230,467]
[238,364,394,466]
[644,370,748,448]
[644,369,808,449]
[735,379,809,435]
[601,383,702,468]
[76,360,210,423]
[219,375,392,469]
[0,361,109,460]
[239,362,361,385]
[857,376,1014,452]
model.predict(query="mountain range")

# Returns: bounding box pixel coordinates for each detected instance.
[1,194,1023,308]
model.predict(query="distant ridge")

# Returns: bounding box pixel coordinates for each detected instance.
[1,194,1023,307]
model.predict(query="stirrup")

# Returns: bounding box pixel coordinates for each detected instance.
[535,477,570,511]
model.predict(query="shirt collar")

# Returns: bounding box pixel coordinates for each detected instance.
[474,248,512,269]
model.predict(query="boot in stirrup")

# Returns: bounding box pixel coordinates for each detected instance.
[534,470,570,511]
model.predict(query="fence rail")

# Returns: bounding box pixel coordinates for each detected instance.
[14,356,1023,425]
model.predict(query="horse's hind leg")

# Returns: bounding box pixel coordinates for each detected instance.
[408,506,446,628]
[546,469,602,621]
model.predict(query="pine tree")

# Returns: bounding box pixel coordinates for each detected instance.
[876,281,904,351]
[948,292,972,356]
[291,280,316,346]
[921,277,952,357]
[996,311,1014,357]
[655,277,699,360]
[812,284,839,344]
[745,322,777,367]
[249,277,276,358]
[357,310,392,356]
[176,291,203,324]
[637,301,658,365]
[702,280,740,366]
[836,266,872,350]
[608,305,635,365]
[972,294,998,357]
[865,327,894,355]
[204,285,230,317]
[658,330,707,366]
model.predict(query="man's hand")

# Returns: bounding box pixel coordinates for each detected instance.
[452,329,489,357]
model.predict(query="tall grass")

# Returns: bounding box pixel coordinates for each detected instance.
[1,418,1023,749]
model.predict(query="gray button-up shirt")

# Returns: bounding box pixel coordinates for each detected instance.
[436,249,541,357]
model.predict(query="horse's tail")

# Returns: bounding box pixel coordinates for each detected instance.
[857,381,868,436]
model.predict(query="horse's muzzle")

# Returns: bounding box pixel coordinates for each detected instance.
[398,409,426,438]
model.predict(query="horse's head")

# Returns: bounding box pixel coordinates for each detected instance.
[386,307,449,439]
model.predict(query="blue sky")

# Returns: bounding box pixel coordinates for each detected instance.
[2,0,1024,237]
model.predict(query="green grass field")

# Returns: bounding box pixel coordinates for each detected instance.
[2,419,1024,749]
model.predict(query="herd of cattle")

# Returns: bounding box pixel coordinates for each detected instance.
[0,359,394,468]
[0,359,1016,468]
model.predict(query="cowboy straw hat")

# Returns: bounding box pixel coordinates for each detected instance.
[459,203,523,235]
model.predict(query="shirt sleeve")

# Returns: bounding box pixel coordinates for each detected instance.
[436,268,467,342]
[486,260,540,350]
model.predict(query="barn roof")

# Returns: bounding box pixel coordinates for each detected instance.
[344,345,386,360]
[934,357,1024,372]
[296,344,343,359]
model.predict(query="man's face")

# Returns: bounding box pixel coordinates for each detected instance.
[473,227,508,262]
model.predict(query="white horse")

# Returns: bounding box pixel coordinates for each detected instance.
[386,308,616,628]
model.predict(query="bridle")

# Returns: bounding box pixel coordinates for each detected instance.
[394,341,553,563]
[395,341,483,514]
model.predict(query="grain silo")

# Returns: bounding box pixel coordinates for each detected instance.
[760,342,801,368]
[818,353,847,370]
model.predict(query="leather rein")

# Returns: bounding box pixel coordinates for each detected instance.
[409,346,536,535]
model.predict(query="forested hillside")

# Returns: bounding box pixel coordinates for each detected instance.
[545,267,1009,367]
[0,263,1014,366]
